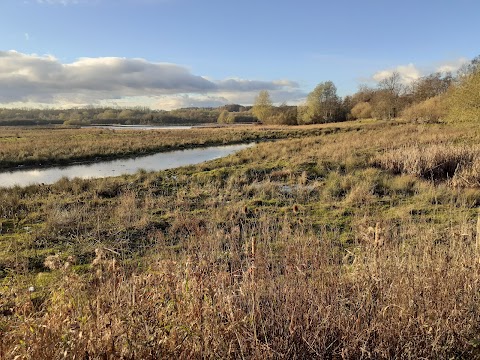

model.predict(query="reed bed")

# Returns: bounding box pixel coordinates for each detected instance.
[376,144,480,182]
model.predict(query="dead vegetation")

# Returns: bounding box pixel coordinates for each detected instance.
[1,120,480,359]
[376,143,480,184]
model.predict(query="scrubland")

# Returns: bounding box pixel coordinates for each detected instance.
[1,120,480,359]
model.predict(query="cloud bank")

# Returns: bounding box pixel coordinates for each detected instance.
[435,58,469,74]
[0,50,303,109]
[372,58,469,85]
[373,63,422,84]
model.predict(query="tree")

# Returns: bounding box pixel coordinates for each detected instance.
[96,109,117,120]
[217,110,235,124]
[222,104,242,112]
[373,72,404,119]
[343,85,376,120]
[268,105,298,125]
[371,90,397,119]
[457,55,480,78]
[300,81,340,124]
[118,109,135,119]
[252,90,273,123]
[378,71,403,96]
[411,73,452,103]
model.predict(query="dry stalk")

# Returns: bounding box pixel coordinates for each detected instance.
[476,210,480,260]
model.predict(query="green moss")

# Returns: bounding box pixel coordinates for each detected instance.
[35,271,61,288]
[249,198,283,207]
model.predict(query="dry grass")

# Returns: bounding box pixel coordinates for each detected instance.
[0,124,349,170]
[2,216,480,359]
[375,123,480,187]
[1,120,480,359]
[376,143,480,183]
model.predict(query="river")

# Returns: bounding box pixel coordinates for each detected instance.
[0,143,253,188]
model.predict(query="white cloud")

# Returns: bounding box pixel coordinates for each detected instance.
[154,94,230,110]
[0,50,302,109]
[216,78,299,92]
[373,63,421,84]
[435,58,469,74]
[371,57,470,86]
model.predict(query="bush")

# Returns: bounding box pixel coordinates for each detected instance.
[446,70,480,122]
[266,106,298,125]
[350,102,372,119]
[402,95,448,123]
[217,110,235,124]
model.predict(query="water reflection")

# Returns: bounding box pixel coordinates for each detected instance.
[0,143,253,188]
[83,125,193,130]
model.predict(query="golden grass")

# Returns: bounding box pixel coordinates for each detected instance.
[1,120,480,358]
[376,144,479,182]
[0,123,353,170]
[2,216,480,359]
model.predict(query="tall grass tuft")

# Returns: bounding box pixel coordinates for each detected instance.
[376,143,480,183]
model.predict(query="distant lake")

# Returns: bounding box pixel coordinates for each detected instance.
[0,143,254,188]
[83,125,193,130]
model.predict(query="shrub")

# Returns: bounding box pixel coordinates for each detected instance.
[402,95,448,123]
[350,101,372,119]
[266,106,298,125]
[217,110,235,124]
[446,70,480,123]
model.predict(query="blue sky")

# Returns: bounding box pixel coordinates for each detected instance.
[0,0,478,109]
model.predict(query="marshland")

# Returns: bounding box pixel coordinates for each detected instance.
[3,0,480,359]
[1,115,480,358]
[1,44,480,359]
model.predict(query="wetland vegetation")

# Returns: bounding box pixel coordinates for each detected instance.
[1,55,480,359]
[0,125,341,170]
[1,119,480,358]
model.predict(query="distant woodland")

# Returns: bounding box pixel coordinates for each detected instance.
[0,104,254,126]
[1,56,479,126]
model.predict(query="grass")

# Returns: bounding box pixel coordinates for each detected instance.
[0,123,355,170]
[1,119,480,358]
[376,143,480,184]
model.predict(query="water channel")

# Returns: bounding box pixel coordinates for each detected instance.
[0,143,254,188]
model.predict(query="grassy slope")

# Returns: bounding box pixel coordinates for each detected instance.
[1,120,480,359]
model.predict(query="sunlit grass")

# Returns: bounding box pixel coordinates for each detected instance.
[1,120,480,358]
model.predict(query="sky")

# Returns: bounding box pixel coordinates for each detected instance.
[0,0,479,110]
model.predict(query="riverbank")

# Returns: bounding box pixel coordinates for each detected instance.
[0,123,345,171]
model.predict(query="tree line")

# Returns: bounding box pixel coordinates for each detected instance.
[250,55,480,125]
[0,105,259,126]
[0,107,227,126]
[1,56,478,126]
